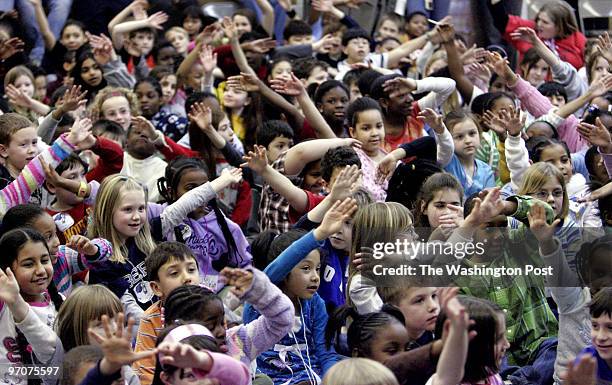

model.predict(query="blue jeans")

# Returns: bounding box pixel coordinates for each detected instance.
[15,0,73,64]
[501,337,558,385]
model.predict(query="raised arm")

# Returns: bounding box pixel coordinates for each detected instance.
[284,137,360,176]
[110,11,168,50]
[254,0,275,36]
[441,23,476,103]
[270,72,337,139]
[29,0,55,49]
[385,32,431,69]
[108,0,147,47]
[241,145,309,212]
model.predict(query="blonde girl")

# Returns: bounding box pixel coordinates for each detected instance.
[55,284,140,383]
[89,86,141,132]
[4,65,51,120]
[87,175,157,315]
[322,358,399,385]
[516,162,581,270]
[87,168,243,315]
[348,202,414,314]
[55,284,122,352]
[165,27,190,56]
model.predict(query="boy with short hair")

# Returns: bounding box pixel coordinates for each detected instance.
[292,57,330,87]
[582,287,612,383]
[335,27,434,80]
[133,241,201,385]
[284,19,313,46]
[255,120,295,164]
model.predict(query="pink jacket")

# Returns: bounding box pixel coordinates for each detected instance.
[193,352,250,385]
[509,77,587,152]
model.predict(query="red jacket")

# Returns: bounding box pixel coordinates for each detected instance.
[86,136,124,183]
[504,15,586,69]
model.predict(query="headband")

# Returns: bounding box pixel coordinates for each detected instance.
[162,324,214,345]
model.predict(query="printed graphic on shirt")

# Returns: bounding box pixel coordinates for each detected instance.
[124,261,155,305]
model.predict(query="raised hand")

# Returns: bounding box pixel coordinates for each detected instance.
[509,27,539,44]
[499,107,525,137]
[221,17,237,40]
[5,84,33,109]
[460,44,487,66]
[376,153,400,184]
[417,108,445,134]
[226,73,261,93]
[67,116,93,148]
[0,37,24,60]
[577,117,612,150]
[486,51,516,85]
[197,22,224,46]
[464,187,505,225]
[0,268,20,305]
[88,313,156,373]
[560,355,597,385]
[587,72,612,98]
[527,203,560,244]
[597,31,612,64]
[157,341,212,370]
[218,167,243,185]
[465,62,493,85]
[578,181,612,203]
[383,77,417,99]
[219,267,254,297]
[147,11,168,30]
[88,33,116,65]
[68,235,98,256]
[277,0,292,11]
[313,34,336,54]
[270,72,305,96]
[329,164,361,202]
[315,198,358,240]
[188,102,213,132]
[436,22,455,44]
[240,145,268,175]
[199,45,217,75]
[242,37,276,54]
[56,85,88,113]
[437,204,464,229]
[482,110,508,140]
[130,0,149,20]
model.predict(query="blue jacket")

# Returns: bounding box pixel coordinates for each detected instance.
[444,154,496,197]
[244,231,341,384]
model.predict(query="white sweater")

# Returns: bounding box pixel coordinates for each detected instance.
[120,153,168,203]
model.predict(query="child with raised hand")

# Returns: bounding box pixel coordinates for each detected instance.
[133,242,201,385]
[79,312,157,385]
[2,204,112,296]
[0,228,65,384]
[245,198,357,384]
[163,267,294,382]
[0,112,92,215]
[155,324,250,385]
[442,110,496,197]
[87,167,243,317]
[156,157,251,292]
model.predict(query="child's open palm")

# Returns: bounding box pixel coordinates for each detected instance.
[221,17,237,39]
[67,116,93,149]
[88,33,116,65]
[241,145,268,175]
[316,198,358,240]
[5,84,33,109]
[0,37,24,61]
[588,73,612,98]
[56,85,87,113]
[527,203,560,244]
[0,268,20,305]
[329,165,360,202]
[466,187,505,225]
[487,51,515,84]
[188,102,212,132]
[88,313,155,368]
[226,73,261,93]
[383,77,417,99]
[146,11,168,30]
[499,107,525,138]
[417,108,445,134]
[218,167,243,186]
[597,31,612,64]
[220,267,254,297]
[577,117,612,150]
[199,45,217,74]
[157,341,212,370]
[270,72,304,96]
[68,235,98,256]
[509,27,539,44]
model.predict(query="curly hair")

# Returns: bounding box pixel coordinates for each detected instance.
[88,86,141,123]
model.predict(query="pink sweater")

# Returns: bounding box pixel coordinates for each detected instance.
[509,77,586,152]
[193,352,250,385]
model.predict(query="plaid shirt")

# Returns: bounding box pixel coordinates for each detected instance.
[258,152,303,234]
[457,196,558,366]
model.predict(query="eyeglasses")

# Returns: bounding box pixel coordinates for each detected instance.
[530,189,564,200]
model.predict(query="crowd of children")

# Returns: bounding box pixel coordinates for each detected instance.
[0,0,610,384]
